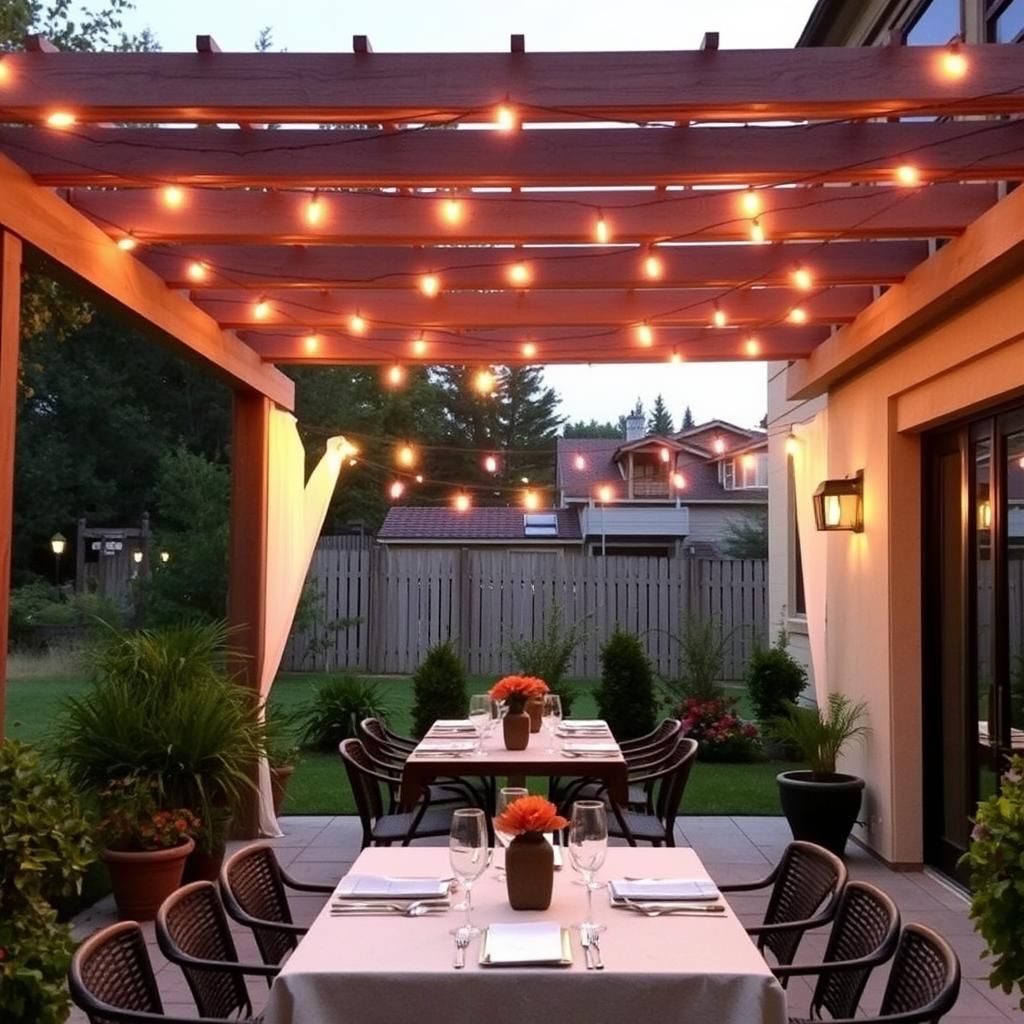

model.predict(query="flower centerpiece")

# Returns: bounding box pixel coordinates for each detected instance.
[489,675,549,749]
[98,777,200,921]
[494,795,567,910]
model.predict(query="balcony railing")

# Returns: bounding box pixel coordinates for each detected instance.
[632,479,670,498]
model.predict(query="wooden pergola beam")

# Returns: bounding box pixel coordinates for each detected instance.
[66,183,995,245]
[0,45,1022,122]
[0,152,294,408]
[243,324,827,363]
[7,122,1024,187]
[141,240,926,291]
[194,285,872,328]
[787,178,1024,399]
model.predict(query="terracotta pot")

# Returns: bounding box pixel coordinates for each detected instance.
[527,697,544,733]
[503,710,531,750]
[505,832,554,910]
[271,763,295,817]
[102,837,194,921]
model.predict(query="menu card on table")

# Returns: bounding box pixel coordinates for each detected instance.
[480,922,571,965]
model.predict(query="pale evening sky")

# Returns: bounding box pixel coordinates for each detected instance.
[119,0,818,431]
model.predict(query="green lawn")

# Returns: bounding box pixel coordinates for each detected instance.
[5,666,797,817]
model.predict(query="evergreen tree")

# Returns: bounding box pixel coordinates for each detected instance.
[647,394,674,435]
[681,405,695,429]
[562,419,622,439]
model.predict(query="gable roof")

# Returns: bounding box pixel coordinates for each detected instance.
[378,506,582,543]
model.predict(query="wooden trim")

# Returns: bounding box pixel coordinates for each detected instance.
[66,183,996,246]
[0,232,20,740]
[1,45,1023,122]
[8,122,1024,187]
[0,154,293,409]
[787,181,1024,399]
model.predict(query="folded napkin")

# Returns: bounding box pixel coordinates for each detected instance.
[482,922,567,965]
[334,874,450,900]
[559,719,608,731]
[431,719,476,732]
[561,740,619,753]
[416,739,477,752]
[609,878,720,902]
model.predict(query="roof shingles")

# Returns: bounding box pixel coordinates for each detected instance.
[378,506,582,542]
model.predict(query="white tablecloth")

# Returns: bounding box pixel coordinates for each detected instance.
[262,846,787,1024]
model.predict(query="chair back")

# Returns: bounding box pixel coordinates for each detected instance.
[620,717,678,751]
[761,841,848,965]
[381,722,417,751]
[652,736,698,836]
[360,717,408,763]
[68,921,164,1024]
[878,924,961,1022]
[339,737,388,832]
[810,880,901,1020]
[221,842,298,966]
[156,881,252,1020]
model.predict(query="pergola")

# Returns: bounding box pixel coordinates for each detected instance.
[2,35,1024,830]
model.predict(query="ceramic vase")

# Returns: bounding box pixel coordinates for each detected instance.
[503,708,530,750]
[527,697,544,733]
[505,832,554,910]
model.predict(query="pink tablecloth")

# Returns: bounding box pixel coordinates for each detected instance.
[262,846,787,1024]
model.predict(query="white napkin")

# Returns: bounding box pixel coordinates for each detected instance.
[559,720,608,731]
[609,878,720,902]
[431,719,476,731]
[416,739,477,752]
[562,740,619,753]
[334,874,450,900]
[484,922,564,964]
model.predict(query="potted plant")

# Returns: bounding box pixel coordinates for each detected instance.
[98,776,200,921]
[489,675,549,750]
[771,693,868,857]
[494,795,567,910]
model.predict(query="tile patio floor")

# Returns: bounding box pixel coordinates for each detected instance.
[70,816,1020,1023]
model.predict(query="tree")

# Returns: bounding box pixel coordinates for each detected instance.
[647,394,674,435]
[562,419,622,439]
[720,511,769,559]
[681,405,695,429]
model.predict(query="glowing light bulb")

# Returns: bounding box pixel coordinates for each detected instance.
[941,44,968,79]
[419,274,440,297]
[660,447,671,463]
[740,188,762,217]
[186,260,207,282]
[521,342,537,359]
[415,474,424,483]
[785,434,799,458]
[672,472,686,489]
[523,489,540,510]
[389,481,405,500]
[45,110,75,128]
[1018,455,1024,470]
[644,249,663,279]
[594,213,610,244]
[750,218,766,244]
[116,235,137,251]
[744,336,761,357]
[162,186,185,209]
[669,351,683,364]
[597,485,613,503]
[712,306,727,328]
[742,453,757,469]
[791,266,813,291]
[0,56,9,83]
[253,297,270,320]
[397,444,416,468]
[474,369,495,395]
[713,438,726,455]
[442,197,463,224]
[305,191,324,225]
[303,333,319,354]
[484,455,498,474]
[386,364,406,387]
[496,104,517,131]
[895,164,920,186]
[349,458,358,467]
[788,306,808,324]
[349,313,366,334]
[573,454,587,471]
[411,334,428,356]
[508,262,531,286]
[635,323,654,347]
[454,493,471,512]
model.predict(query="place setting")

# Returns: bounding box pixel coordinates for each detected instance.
[329,873,454,917]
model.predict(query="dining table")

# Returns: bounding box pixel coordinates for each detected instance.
[398,720,630,808]
[261,844,788,1024]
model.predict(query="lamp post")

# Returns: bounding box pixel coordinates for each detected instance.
[132,549,143,579]
[50,532,66,587]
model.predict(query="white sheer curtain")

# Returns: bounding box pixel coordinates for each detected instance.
[257,411,348,836]
[792,411,830,705]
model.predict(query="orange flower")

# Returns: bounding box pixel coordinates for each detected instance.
[489,675,549,702]
[493,795,568,836]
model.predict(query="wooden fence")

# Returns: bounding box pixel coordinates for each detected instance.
[283,542,768,680]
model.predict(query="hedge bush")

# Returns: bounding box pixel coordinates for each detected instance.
[595,628,657,741]
[411,641,468,738]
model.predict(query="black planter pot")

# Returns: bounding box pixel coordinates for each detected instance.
[777,770,865,858]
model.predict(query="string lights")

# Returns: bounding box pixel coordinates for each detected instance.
[45,110,75,128]
[941,41,968,79]
[453,492,472,512]
[659,447,671,463]
[712,305,728,328]
[508,262,531,286]
[442,197,463,224]
[521,341,538,358]
[411,333,429,356]
[669,350,683,364]
[474,368,496,395]
[573,454,587,471]
[523,489,540,510]
[791,265,813,291]
[785,433,799,458]
[419,273,441,297]
[116,234,137,251]
[895,164,921,186]
[161,185,185,208]
[635,322,654,347]
[597,484,614,503]
[594,212,610,243]
[744,336,761,357]
[484,455,499,474]
[389,480,405,500]
[643,246,663,279]
[396,444,417,467]
[672,471,686,489]
[740,188,762,217]
[186,260,207,282]
[712,438,727,454]
[304,333,319,354]
[253,296,270,320]
[305,191,324,226]
[495,103,518,131]
[349,313,367,334]
[749,218,766,244]
[788,306,808,324]
[385,364,406,387]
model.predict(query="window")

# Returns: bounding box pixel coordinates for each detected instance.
[523,513,558,537]
[723,453,767,490]
[722,461,735,490]
[788,461,807,616]
[988,0,1024,41]
[906,0,961,44]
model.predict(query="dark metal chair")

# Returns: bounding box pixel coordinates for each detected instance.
[620,717,683,753]
[805,924,961,1024]
[68,920,228,1024]
[339,737,460,848]
[379,722,418,752]
[774,880,900,1017]
[720,840,848,968]
[220,842,332,968]
[156,881,276,1021]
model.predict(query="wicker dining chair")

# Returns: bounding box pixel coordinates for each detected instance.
[720,840,848,968]
[156,881,277,1021]
[220,843,332,968]
[339,737,460,848]
[620,718,684,753]
[773,880,900,1017]
[68,920,229,1024]
[804,924,961,1024]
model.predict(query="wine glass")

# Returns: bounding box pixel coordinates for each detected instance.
[448,808,489,937]
[542,693,563,752]
[492,785,529,877]
[568,800,608,934]
[468,694,491,748]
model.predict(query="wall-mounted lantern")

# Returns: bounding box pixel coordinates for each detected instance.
[813,470,864,533]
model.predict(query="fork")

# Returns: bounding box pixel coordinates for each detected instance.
[330,899,448,917]
[453,925,472,969]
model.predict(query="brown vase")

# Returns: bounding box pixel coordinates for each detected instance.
[527,697,543,733]
[102,837,194,921]
[503,709,531,750]
[271,763,295,817]
[505,832,554,910]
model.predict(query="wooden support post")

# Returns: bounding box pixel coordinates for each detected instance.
[0,232,22,740]
[228,391,271,837]
[700,32,720,51]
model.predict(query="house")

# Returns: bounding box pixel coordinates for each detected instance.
[555,414,767,557]
[377,506,583,550]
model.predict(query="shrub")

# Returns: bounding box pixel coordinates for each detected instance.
[962,756,1024,1009]
[595,628,657,741]
[660,614,730,705]
[746,626,807,726]
[298,674,392,751]
[411,641,468,738]
[680,696,761,762]
[770,693,868,779]
[505,605,589,715]
[0,740,94,1024]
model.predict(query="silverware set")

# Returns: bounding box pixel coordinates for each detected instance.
[330,899,450,917]
[579,925,604,969]
[452,925,472,968]
[614,899,726,918]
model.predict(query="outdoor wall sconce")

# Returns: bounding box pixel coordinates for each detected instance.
[132,550,143,564]
[978,501,993,530]
[813,470,864,533]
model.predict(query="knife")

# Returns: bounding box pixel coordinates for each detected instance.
[586,927,604,969]
[579,927,595,969]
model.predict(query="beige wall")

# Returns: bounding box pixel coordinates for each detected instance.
[772,271,1024,865]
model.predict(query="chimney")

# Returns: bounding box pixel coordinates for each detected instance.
[625,412,646,442]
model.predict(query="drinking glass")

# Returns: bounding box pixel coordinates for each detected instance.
[468,694,491,749]
[542,693,563,752]
[448,808,489,937]
[568,800,608,933]
[494,786,529,848]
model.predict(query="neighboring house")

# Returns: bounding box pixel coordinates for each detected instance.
[377,506,583,550]
[555,414,767,557]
